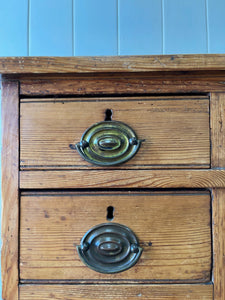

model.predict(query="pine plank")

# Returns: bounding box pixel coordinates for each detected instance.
[19,284,213,299]
[212,189,225,300]
[1,81,19,299]
[1,55,225,74]
[19,169,225,189]
[211,93,225,167]
[18,71,225,96]
[211,93,225,299]
[20,192,211,281]
[20,96,210,169]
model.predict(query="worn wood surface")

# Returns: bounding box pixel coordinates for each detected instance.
[20,192,211,281]
[210,92,225,299]
[1,55,225,74]
[211,93,225,167]
[19,71,225,96]
[19,284,213,299]
[19,169,225,189]
[1,81,19,300]
[212,189,225,300]
[20,96,210,169]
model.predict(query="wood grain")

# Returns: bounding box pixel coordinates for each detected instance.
[20,96,210,169]
[210,93,225,299]
[20,169,225,189]
[19,71,225,96]
[211,93,225,167]
[212,189,225,300]
[1,81,19,300]
[20,192,211,281]
[19,284,213,299]
[1,55,225,74]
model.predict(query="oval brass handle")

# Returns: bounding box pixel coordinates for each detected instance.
[77,223,143,274]
[74,120,144,166]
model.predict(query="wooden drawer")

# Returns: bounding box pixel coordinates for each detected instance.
[20,95,210,170]
[20,191,211,282]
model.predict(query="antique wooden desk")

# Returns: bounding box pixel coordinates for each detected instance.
[1,55,225,299]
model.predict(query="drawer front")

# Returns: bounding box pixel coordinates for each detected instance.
[20,191,211,282]
[19,284,213,300]
[20,96,210,170]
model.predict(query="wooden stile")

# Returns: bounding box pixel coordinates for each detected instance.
[212,189,225,300]
[1,81,19,300]
[211,92,225,300]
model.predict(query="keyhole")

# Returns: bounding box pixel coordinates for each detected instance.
[107,206,114,221]
[105,109,113,121]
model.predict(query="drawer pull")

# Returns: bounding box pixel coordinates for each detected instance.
[77,223,143,274]
[75,120,144,166]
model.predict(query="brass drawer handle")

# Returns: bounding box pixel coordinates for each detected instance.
[77,223,143,274]
[74,119,144,166]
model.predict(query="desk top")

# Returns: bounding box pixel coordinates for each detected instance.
[0,54,225,74]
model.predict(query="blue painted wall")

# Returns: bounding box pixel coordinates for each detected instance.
[1,0,225,56]
[0,0,225,296]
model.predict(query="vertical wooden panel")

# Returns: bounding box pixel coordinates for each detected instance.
[164,0,207,54]
[29,0,73,56]
[1,81,19,300]
[207,0,225,53]
[211,92,225,299]
[212,189,225,300]
[0,0,28,56]
[211,93,225,168]
[118,0,162,55]
[74,0,117,56]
